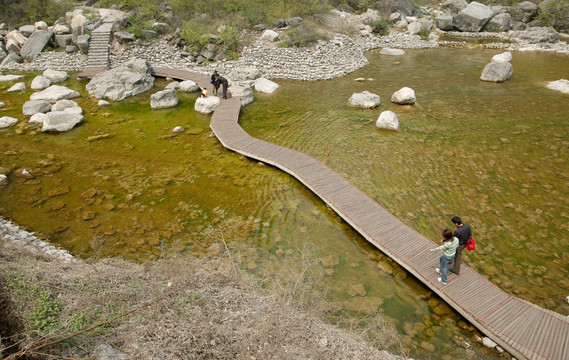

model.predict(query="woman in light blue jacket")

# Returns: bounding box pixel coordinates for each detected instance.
[430,229,459,285]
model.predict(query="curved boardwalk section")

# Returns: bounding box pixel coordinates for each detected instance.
[76,65,568,360]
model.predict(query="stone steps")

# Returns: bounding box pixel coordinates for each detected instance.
[86,22,112,69]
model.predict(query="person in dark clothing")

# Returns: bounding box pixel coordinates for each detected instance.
[210,70,219,95]
[215,74,228,99]
[448,216,472,275]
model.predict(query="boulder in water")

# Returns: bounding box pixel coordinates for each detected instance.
[480,62,513,82]
[0,116,18,129]
[23,100,51,117]
[30,85,80,103]
[376,111,400,131]
[546,79,569,95]
[349,91,380,109]
[86,58,154,101]
[42,111,83,132]
[391,87,416,105]
[150,89,178,109]
[254,78,279,94]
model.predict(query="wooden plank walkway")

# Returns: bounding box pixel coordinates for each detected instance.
[76,66,569,360]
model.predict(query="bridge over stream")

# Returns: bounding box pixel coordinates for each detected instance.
[78,66,569,360]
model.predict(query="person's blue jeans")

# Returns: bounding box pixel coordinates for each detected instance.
[439,255,454,283]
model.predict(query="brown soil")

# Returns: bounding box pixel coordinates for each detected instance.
[0,239,407,359]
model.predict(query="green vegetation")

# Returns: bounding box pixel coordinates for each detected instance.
[371,18,390,35]
[0,0,74,27]
[279,21,330,48]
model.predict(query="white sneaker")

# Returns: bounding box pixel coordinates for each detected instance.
[436,267,441,275]
[437,277,447,286]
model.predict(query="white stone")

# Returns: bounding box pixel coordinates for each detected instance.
[254,78,279,94]
[194,96,221,114]
[492,51,512,63]
[51,99,78,112]
[546,79,569,95]
[29,113,48,124]
[391,87,416,105]
[0,174,7,186]
[31,75,52,90]
[23,100,51,117]
[0,75,25,83]
[53,24,71,35]
[7,82,26,92]
[0,102,5,108]
[380,48,405,56]
[42,111,83,132]
[376,111,399,131]
[229,85,254,106]
[349,91,380,108]
[482,337,497,348]
[172,126,185,133]
[0,116,18,128]
[179,80,199,92]
[63,107,83,115]
[98,100,111,106]
[165,81,180,90]
[43,69,69,82]
[35,21,48,31]
[261,30,280,42]
[150,89,178,109]
[71,14,86,29]
[30,85,80,103]
[355,78,365,82]
[480,62,513,82]
[6,30,27,47]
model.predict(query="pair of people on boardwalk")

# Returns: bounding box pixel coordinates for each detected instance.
[210,70,228,99]
[429,216,472,285]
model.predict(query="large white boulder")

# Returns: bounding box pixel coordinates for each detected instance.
[0,116,18,129]
[229,85,254,106]
[179,80,199,92]
[42,111,83,132]
[30,85,80,103]
[546,79,569,94]
[380,48,405,56]
[23,100,51,117]
[491,51,512,63]
[391,87,416,105]
[376,111,400,131]
[194,96,221,114]
[86,58,154,101]
[31,75,52,90]
[260,30,279,41]
[480,62,513,82]
[453,1,493,32]
[43,69,69,82]
[150,89,178,109]
[254,78,279,94]
[349,91,380,109]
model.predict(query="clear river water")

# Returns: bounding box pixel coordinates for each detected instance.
[0,46,568,359]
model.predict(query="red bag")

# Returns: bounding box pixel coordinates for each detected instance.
[466,236,475,251]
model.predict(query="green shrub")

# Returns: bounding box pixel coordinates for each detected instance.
[181,21,210,51]
[418,28,430,40]
[280,21,329,48]
[0,0,74,27]
[371,19,390,35]
[218,26,241,59]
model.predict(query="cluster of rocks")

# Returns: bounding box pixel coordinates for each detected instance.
[0,70,84,132]
[347,86,417,132]
[480,51,514,82]
[0,218,77,263]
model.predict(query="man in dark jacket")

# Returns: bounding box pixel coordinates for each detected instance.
[449,216,472,275]
[210,70,219,95]
[215,74,228,99]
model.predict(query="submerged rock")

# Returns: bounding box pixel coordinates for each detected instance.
[42,111,83,132]
[30,85,80,103]
[349,91,380,108]
[546,79,569,94]
[376,111,400,131]
[254,78,279,94]
[7,82,26,92]
[391,87,416,105]
[380,47,405,55]
[0,116,18,129]
[150,89,178,109]
[23,100,51,117]
[480,62,513,82]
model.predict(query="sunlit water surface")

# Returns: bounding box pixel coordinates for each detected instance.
[1,47,568,359]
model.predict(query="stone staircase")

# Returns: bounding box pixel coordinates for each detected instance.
[86,22,113,69]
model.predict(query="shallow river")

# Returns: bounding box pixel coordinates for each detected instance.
[1,47,568,359]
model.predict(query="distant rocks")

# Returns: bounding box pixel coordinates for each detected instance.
[260,30,279,42]
[380,48,405,56]
[391,87,416,105]
[376,111,400,131]
[453,1,493,32]
[195,96,220,114]
[86,58,154,101]
[546,79,569,94]
[348,91,381,108]
[150,89,178,109]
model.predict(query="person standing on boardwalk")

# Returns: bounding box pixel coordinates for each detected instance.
[448,216,472,275]
[210,70,219,95]
[215,74,229,99]
[429,229,459,285]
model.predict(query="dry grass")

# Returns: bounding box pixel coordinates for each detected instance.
[0,235,407,360]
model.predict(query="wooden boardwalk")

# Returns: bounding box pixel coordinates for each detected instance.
[77,66,569,360]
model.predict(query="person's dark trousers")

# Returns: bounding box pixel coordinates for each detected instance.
[222,83,228,99]
[450,244,466,275]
